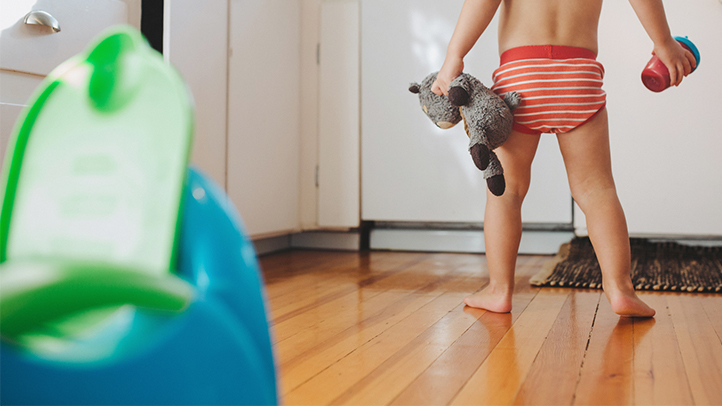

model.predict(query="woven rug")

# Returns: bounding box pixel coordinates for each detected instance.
[531,237,722,292]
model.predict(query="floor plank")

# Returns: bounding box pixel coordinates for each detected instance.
[512,289,602,405]
[278,257,477,394]
[668,294,722,405]
[331,303,486,406]
[450,288,570,406]
[573,297,634,406]
[388,256,544,406]
[274,254,477,366]
[632,293,695,405]
[700,294,722,347]
[282,273,481,405]
[265,252,425,303]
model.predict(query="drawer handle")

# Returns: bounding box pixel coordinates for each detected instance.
[23,10,61,33]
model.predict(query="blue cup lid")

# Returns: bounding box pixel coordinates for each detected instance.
[675,36,700,70]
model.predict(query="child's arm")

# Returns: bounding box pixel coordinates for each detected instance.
[628,0,696,86]
[432,0,502,95]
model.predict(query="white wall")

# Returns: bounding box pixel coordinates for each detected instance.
[164,0,229,188]
[576,0,722,237]
[226,0,301,237]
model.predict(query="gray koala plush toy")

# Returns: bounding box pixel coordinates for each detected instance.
[409,72,521,196]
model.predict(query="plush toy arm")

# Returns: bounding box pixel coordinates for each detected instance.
[504,91,522,112]
[483,151,506,196]
[448,74,472,106]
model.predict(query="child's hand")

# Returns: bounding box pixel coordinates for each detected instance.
[654,38,696,86]
[432,58,464,95]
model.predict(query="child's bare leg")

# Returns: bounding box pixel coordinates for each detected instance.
[556,109,655,318]
[464,131,540,313]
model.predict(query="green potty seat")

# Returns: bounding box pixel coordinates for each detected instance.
[0,25,195,339]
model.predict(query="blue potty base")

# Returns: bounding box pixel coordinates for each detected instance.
[0,168,278,405]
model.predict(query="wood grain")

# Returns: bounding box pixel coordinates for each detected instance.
[633,293,695,405]
[282,274,480,405]
[450,288,570,406]
[274,254,477,364]
[279,260,475,394]
[512,289,602,405]
[668,294,722,405]
[389,256,545,406]
[331,303,486,406]
[573,297,634,406]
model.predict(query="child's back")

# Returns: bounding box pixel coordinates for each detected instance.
[497,0,603,54]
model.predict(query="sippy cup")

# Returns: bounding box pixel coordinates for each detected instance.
[642,36,700,92]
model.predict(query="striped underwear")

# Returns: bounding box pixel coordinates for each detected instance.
[491,45,607,135]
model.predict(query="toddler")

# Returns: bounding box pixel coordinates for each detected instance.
[433,0,696,317]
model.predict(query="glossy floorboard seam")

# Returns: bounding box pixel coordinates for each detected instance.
[571,292,602,406]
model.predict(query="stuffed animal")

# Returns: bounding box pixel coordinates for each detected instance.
[409,72,521,196]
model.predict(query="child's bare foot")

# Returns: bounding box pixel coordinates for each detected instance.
[463,285,513,313]
[604,283,656,318]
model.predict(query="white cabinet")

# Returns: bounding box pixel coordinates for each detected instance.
[164,0,229,189]
[360,0,572,225]
[586,0,722,237]
[0,0,128,76]
[226,0,301,237]
[318,0,360,228]
[0,0,132,168]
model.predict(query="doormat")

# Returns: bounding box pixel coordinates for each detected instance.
[530,237,722,292]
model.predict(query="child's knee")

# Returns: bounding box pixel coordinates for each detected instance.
[494,175,531,204]
[571,183,618,212]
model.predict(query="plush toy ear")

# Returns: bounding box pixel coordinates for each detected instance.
[409,83,421,94]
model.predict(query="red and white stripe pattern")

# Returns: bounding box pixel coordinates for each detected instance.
[491,45,606,134]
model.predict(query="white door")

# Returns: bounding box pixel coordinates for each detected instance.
[360,0,572,225]
[226,0,301,237]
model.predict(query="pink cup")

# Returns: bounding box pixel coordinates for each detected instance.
[642,36,700,92]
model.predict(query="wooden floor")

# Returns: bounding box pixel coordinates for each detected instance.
[259,250,722,406]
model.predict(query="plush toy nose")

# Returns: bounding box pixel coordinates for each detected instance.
[436,121,455,129]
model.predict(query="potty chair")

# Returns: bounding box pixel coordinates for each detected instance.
[0,26,278,405]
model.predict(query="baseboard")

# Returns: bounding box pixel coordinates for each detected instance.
[253,230,361,255]
[370,229,575,255]
[253,234,292,256]
[253,227,722,257]
[290,231,360,251]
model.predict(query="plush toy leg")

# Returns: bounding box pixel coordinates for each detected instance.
[484,151,506,196]
[487,175,505,196]
[470,143,490,171]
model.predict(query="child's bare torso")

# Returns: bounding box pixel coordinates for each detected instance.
[497,0,604,54]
